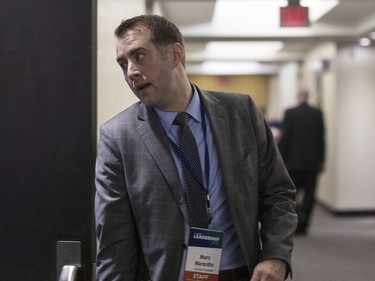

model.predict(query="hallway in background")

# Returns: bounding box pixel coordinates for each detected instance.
[287,204,375,281]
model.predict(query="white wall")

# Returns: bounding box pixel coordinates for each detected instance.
[335,45,375,210]
[302,42,337,105]
[302,42,337,209]
[278,62,300,116]
[317,71,337,208]
[300,42,375,212]
[97,0,144,132]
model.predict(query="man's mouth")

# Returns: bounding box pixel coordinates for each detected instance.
[136,83,151,91]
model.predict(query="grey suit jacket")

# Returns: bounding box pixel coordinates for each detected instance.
[95,87,297,281]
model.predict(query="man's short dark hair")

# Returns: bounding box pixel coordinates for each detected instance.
[115,14,183,44]
[115,15,185,66]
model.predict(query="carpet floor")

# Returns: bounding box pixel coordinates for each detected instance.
[287,204,375,281]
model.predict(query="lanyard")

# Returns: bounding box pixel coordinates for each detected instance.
[168,102,211,209]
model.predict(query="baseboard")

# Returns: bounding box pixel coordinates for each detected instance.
[317,201,375,217]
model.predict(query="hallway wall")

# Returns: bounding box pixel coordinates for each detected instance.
[188,75,269,110]
[334,45,375,211]
[303,42,338,210]
[277,62,300,118]
[97,0,143,131]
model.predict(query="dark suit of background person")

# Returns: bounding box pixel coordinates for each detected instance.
[278,90,325,235]
[95,15,297,281]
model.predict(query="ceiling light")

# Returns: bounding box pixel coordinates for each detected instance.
[207,41,284,57]
[195,61,279,75]
[359,38,371,47]
[213,0,283,29]
[202,61,261,74]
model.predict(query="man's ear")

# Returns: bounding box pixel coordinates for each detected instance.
[171,43,184,67]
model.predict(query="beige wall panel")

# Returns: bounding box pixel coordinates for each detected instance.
[188,75,269,111]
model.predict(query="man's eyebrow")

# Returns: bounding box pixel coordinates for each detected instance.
[116,47,145,63]
[116,57,126,64]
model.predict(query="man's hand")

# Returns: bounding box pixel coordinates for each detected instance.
[250,259,286,281]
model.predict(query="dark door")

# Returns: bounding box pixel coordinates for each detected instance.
[0,1,97,280]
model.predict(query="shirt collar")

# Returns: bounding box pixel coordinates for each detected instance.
[154,84,202,133]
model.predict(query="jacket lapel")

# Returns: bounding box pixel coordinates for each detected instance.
[134,89,235,225]
[198,89,234,199]
[136,104,190,223]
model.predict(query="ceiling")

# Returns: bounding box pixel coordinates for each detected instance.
[148,0,375,74]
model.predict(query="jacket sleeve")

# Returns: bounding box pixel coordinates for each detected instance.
[95,124,139,281]
[250,99,297,276]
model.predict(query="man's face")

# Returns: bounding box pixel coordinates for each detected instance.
[115,26,175,109]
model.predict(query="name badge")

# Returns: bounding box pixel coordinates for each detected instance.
[184,227,224,281]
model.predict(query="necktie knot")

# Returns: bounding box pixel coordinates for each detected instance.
[174,112,190,127]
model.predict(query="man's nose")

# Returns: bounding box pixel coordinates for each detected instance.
[127,62,140,80]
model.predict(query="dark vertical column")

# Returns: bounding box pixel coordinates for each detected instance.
[0,1,97,280]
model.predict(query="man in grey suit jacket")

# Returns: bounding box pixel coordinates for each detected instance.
[95,15,297,281]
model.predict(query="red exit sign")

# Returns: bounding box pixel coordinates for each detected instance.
[280,6,309,27]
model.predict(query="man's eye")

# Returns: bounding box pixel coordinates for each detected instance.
[135,53,144,62]
[119,62,128,70]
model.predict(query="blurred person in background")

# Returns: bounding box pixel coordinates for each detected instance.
[278,89,325,235]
